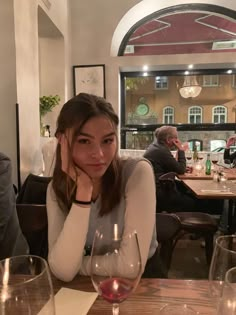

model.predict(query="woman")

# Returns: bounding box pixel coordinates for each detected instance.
[47,93,158,282]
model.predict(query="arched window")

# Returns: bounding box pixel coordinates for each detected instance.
[188,106,202,124]
[163,106,174,124]
[212,106,227,123]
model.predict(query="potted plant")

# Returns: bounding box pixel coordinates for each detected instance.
[39,94,60,136]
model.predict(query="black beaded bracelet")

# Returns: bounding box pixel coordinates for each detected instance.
[74,199,91,205]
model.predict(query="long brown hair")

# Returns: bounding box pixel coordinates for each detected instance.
[52,93,122,216]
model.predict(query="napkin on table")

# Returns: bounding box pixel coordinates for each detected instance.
[38,287,98,315]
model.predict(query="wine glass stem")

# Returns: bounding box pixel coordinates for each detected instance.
[112,303,119,315]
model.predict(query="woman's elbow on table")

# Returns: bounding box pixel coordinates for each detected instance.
[48,254,81,282]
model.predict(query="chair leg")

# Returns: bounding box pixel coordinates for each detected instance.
[160,240,177,272]
[204,233,214,265]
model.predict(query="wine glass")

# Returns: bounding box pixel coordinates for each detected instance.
[159,303,198,314]
[209,235,236,303]
[211,153,219,172]
[0,255,55,314]
[216,266,236,315]
[185,150,193,173]
[219,172,230,191]
[90,224,142,315]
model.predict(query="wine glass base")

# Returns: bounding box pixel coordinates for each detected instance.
[158,303,198,314]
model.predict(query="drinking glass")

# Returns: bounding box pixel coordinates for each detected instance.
[211,153,219,172]
[159,303,198,314]
[91,224,142,315]
[216,266,236,315]
[185,150,192,163]
[219,171,230,191]
[209,235,236,301]
[0,255,55,315]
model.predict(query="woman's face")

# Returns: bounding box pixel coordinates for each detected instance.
[71,115,117,180]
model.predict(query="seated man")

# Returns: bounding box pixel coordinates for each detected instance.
[144,126,222,213]
[0,152,29,259]
[144,125,198,212]
[224,135,236,166]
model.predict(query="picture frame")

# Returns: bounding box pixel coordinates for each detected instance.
[73,64,105,97]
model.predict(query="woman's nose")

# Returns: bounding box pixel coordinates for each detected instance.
[91,144,104,158]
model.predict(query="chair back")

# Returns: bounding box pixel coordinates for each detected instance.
[16,174,51,204]
[159,172,177,193]
[16,204,48,258]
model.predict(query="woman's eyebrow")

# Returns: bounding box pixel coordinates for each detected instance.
[78,132,115,138]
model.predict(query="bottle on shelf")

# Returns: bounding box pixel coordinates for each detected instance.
[193,145,198,163]
[205,153,212,175]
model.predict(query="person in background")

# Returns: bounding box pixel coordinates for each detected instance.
[143,125,198,212]
[224,135,236,166]
[47,93,159,282]
[0,152,29,259]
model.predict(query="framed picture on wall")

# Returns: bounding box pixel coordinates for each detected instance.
[73,64,105,97]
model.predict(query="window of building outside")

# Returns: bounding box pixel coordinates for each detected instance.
[203,75,219,87]
[163,106,174,124]
[188,106,202,124]
[121,71,236,150]
[212,106,227,123]
[155,76,168,89]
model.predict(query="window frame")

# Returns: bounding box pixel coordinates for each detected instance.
[203,74,219,87]
[188,106,203,124]
[212,105,227,123]
[163,106,174,124]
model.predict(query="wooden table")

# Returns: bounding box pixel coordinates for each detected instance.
[181,179,236,199]
[52,277,215,314]
[182,179,236,233]
[179,168,236,180]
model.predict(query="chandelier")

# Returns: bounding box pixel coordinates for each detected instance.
[179,75,202,98]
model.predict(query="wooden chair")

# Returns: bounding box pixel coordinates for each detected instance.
[156,212,181,272]
[16,204,48,258]
[158,172,218,265]
[16,174,51,258]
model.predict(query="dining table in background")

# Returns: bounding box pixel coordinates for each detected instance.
[52,276,215,315]
[178,167,236,180]
[181,178,236,233]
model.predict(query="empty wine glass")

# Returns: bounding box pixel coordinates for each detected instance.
[209,235,236,302]
[0,255,55,314]
[90,224,142,315]
[216,266,236,315]
[159,303,198,314]
[219,172,230,191]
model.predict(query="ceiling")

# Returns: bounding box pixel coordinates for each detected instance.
[123,12,236,56]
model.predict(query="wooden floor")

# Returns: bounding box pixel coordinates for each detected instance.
[168,237,210,279]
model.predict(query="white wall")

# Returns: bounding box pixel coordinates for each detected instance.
[0,0,18,184]
[11,0,70,184]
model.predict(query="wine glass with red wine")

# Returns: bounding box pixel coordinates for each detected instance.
[90,224,142,315]
[211,152,219,171]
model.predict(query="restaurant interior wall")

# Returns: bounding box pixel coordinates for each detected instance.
[0,0,18,184]
[0,0,70,185]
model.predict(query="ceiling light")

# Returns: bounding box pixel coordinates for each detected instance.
[227,69,233,74]
[185,71,189,75]
[179,76,202,98]
[188,64,194,69]
[143,72,148,76]
[143,65,148,71]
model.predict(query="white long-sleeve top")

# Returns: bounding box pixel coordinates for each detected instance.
[47,158,157,282]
